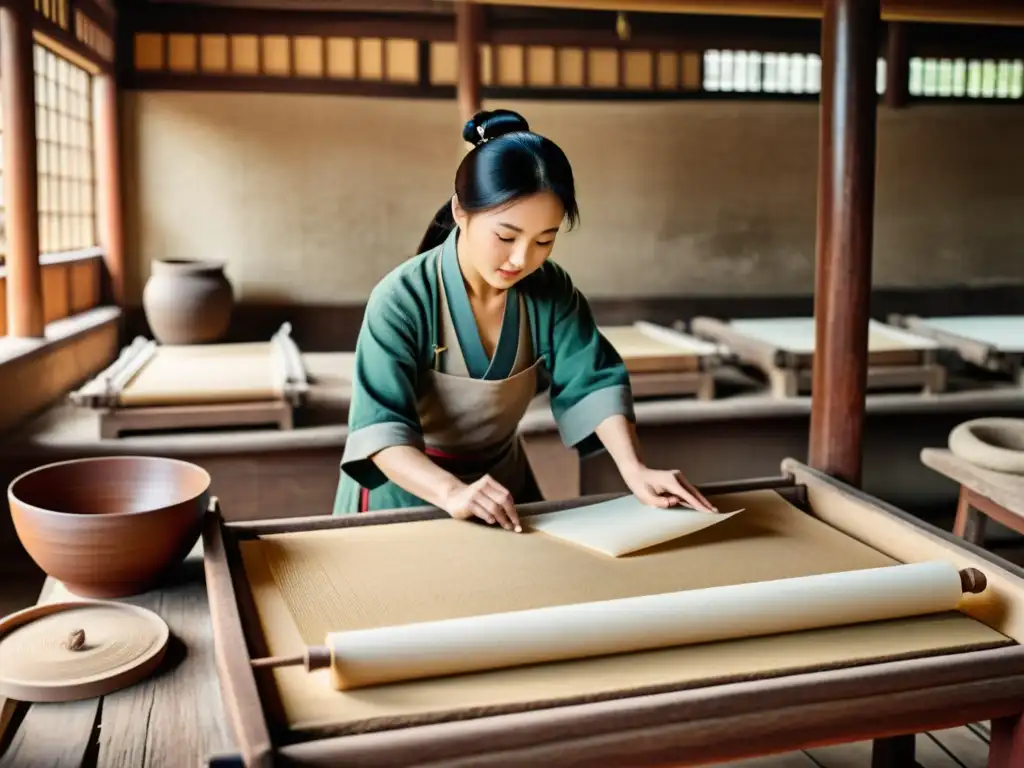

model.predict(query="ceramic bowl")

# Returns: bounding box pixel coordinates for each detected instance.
[949,417,1024,475]
[9,456,211,598]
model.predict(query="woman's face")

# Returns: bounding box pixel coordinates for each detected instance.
[453,191,565,291]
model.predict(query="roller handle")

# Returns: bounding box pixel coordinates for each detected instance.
[250,645,331,672]
[959,567,987,594]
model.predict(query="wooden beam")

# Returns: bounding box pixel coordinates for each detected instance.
[32,27,109,74]
[455,1,482,125]
[807,0,879,487]
[884,21,909,108]
[446,0,1024,26]
[143,0,453,10]
[1,0,45,338]
[93,73,125,307]
[131,5,455,40]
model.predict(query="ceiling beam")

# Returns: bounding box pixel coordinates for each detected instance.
[442,0,1024,27]
[139,0,454,12]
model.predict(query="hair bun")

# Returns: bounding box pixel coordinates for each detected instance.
[462,109,530,146]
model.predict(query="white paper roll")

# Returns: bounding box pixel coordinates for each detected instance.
[326,561,966,689]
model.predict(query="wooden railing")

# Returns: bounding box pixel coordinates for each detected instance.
[0,250,103,336]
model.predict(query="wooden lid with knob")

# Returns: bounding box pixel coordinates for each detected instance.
[0,600,170,703]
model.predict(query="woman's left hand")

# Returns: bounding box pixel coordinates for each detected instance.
[622,465,718,513]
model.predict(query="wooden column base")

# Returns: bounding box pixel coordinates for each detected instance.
[990,715,1024,767]
[872,734,915,767]
[953,485,1024,547]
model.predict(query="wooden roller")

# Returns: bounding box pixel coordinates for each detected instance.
[248,564,989,689]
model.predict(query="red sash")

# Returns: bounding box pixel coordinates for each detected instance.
[358,445,493,512]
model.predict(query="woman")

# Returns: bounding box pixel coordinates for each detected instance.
[334,109,716,529]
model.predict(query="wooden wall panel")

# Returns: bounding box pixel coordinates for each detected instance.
[262,35,290,76]
[386,39,418,82]
[294,36,323,77]
[135,32,164,69]
[588,48,618,87]
[231,35,260,73]
[558,47,585,86]
[657,51,680,88]
[496,44,524,85]
[0,318,117,432]
[623,50,654,89]
[73,11,113,62]
[528,45,556,86]
[129,30,713,97]
[327,37,356,77]
[167,33,197,71]
[7,256,105,329]
[41,264,71,324]
[131,31,435,85]
[68,258,100,313]
[200,34,229,72]
[430,40,456,84]
[35,0,69,31]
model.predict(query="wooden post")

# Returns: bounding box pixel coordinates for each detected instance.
[807,0,880,490]
[884,22,909,108]
[455,0,482,126]
[93,72,126,307]
[810,4,903,762]
[1,0,44,337]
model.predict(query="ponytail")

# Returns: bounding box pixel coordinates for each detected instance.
[416,201,456,254]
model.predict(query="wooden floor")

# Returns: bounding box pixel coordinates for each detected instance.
[719,725,993,766]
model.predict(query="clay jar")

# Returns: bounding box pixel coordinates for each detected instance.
[143,259,234,344]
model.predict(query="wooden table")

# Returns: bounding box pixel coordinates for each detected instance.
[0,544,236,768]
[921,448,1024,546]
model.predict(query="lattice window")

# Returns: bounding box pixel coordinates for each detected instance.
[703,50,888,96]
[35,43,96,255]
[909,57,1024,99]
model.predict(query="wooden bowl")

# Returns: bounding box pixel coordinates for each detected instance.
[8,456,211,598]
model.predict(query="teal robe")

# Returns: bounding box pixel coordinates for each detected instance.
[334,228,635,513]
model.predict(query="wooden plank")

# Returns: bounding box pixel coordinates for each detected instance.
[454,0,1024,26]
[202,506,275,768]
[98,401,293,439]
[929,727,990,767]
[808,732,964,766]
[719,752,818,766]
[95,561,234,767]
[0,698,99,768]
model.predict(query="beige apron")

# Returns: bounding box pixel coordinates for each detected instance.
[416,256,543,497]
[336,256,543,513]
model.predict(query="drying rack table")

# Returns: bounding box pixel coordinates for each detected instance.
[202,460,1024,767]
[690,316,946,398]
[598,321,724,399]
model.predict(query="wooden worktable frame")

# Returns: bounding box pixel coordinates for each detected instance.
[891,314,1024,386]
[202,460,1024,768]
[689,316,947,398]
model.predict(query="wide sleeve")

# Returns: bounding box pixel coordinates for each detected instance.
[542,265,635,458]
[339,280,426,488]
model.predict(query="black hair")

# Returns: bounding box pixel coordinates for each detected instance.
[416,109,580,254]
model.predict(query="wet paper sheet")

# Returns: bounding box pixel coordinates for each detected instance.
[526,494,743,556]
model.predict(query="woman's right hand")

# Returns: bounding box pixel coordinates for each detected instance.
[442,475,521,532]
